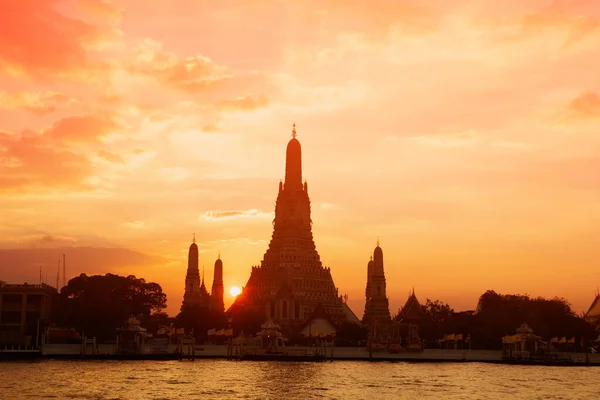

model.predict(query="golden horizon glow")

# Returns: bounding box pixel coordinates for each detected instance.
[1,0,599,318]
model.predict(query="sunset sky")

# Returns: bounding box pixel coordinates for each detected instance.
[1,0,599,317]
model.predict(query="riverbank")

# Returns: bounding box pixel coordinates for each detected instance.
[1,344,597,365]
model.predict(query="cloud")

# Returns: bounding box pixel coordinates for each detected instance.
[98,150,124,164]
[565,91,600,119]
[519,1,600,48]
[98,150,125,164]
[0,0,118,79]
[309,0,441,37]
[45,115,120,144]
[0,247,166,284]
[116,39,273,115]
[476,1,600,49]
[230,238,269,246]
[0,130,90,192]
[126,40,230,92]
[35,235,77,245]
[202,209,272,221]
[77,0,123,22]
[160,167,191,182]
[202,237,269,246]
[411,130,481,147]
[123,221,146,229]
[492,141,531,151]
[218,95,270,112]
[0,91,76,115]
[0,114,120,192]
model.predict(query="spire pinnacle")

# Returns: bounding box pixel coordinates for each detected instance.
[376,236,380,247]
[193,233,195,243]
[218,250,221,260]
[370,253,373,261]
[284,123,302,189]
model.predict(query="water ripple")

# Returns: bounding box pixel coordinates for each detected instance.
[0,360,599,399]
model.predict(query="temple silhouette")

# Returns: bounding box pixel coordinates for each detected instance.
[231,125,359,333]
[182,235,224,315]
[362,240,392,326]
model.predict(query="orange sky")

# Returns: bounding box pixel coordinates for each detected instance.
[1,0,599,317]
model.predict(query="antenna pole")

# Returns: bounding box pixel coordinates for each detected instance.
[57,259,60,289]
[63,254,66,287]
[39,266,42,284]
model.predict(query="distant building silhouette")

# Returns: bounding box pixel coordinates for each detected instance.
[362,239,391,325]
[182,236,210,310]
[232,125,358,332]
[0,281,57,347]
[584,289,600,331]
[396,288,425,324]
[210,254,225,315]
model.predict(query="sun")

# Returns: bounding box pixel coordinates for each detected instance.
[230,286,241,297]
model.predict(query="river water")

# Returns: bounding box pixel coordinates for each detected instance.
[0,360,597,399]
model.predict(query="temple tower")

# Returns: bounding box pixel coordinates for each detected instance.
[181,235,210,310]
[210,253,225,314]
[233,125,357,331]
[362,239,391,325]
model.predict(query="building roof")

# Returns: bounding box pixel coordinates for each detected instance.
[585,294,600,321]
[299,304,338,331]
[0,282,58,295]
[342,302,361,324]
[397,289,424,323]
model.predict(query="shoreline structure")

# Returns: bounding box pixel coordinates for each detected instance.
[2,345,598,366]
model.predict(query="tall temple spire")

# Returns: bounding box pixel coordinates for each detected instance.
[363,241,391,325]
[232,125,359,329]
[183,238,201,301]
[182,238,211,311]
[373,238,384,274]
[284,124,302,190]
[187,240,199,277]
[211,253,225,314]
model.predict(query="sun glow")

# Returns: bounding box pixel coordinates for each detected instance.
[230,286,241,297]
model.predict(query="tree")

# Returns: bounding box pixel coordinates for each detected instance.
[144,311,174,334]
[471,290,595,350]
[418,299,454,346]
[423,299,454,326]
[57,273,167,341]
[335,322,368,346]
[176,304,213,342]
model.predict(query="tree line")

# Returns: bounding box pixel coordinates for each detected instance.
[412,290,596,350]
[54,274,597,348]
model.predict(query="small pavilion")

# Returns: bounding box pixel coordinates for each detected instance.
[258,319,285,353]
[501,323,546,360]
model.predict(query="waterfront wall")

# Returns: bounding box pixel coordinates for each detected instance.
[334,348,503,361]
[39,343,600,364]
[42,344,117,356]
